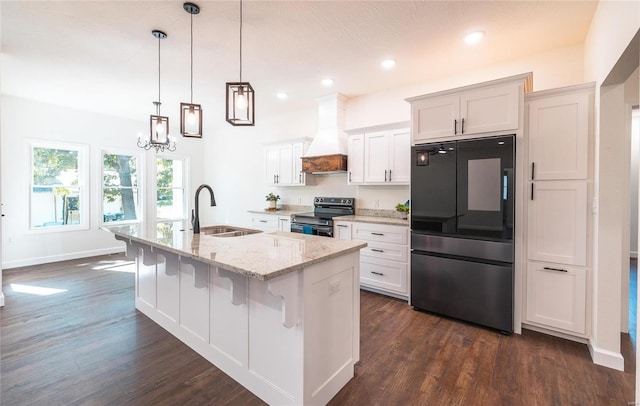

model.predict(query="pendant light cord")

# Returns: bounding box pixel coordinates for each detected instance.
[157,34,161,114]
[239,0,243,83]
[190,11,194,103]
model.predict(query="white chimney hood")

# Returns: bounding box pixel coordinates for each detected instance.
[301,93,348,173]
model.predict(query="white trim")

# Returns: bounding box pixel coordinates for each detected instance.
[522,323,588,344]
[1,246,124,270]
[588,339,625,371]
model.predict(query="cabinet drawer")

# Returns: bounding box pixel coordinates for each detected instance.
[352,223,408,245]
[361,240,408,263]
[360,258,407,294]
[251,214,279,231]
[525,261,587,336]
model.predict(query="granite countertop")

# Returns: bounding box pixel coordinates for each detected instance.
[102,221,366,281]
[335,215,410,227]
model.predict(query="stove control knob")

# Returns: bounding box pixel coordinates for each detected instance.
[346,199,352,205]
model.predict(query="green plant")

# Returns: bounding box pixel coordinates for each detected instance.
[395,203,409,213]
[265,192,280,202]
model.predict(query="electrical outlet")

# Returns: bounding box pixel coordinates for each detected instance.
[374,200,379,208]
[298,196,302,204]
[7,236,14,245]
[329,281,341,295]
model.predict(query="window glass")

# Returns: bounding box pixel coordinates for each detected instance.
[30,143,86,230]
[156,158,186,220]
[102,153,140,223]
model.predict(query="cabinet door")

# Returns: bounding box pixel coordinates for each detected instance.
[460,82,520,135]
[411,94,460,143]
[388,130,410,184]
[292,142,306,185]
[277,144,294,185]
[528,181,587,266]
[265,147,279,185]
[527,92,589,180]
[347,134,365,184]
[364,132,390,183]
[334,221,352,240]
[278,216,291,232]
[526,261,587,335]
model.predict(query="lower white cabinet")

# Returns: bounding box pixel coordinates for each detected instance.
[250,213,291,232]
[525,260,587,336]
[334,220,409,299]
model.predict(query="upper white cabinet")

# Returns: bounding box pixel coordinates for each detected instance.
[348,128,410,185]
[347,134,365,184]
[527,86,592,180]
[407,74,532,144]
[265,139,310,186]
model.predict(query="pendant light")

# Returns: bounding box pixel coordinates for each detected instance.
[180,2,203,137]
[226,0,255,126]
[138,30,176,152]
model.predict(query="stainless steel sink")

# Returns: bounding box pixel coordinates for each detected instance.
[200,225,262,238]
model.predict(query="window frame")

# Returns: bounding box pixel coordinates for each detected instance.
[27,140,89,233]
[99,148,145,226]
[153,154,189,222]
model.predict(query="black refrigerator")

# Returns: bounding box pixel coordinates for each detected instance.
[410,135,515,333]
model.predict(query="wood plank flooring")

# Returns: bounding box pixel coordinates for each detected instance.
[0,254,635,405]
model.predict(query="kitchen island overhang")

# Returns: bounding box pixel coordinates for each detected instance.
[103,222,366,405]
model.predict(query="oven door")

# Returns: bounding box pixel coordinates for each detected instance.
[290,223,334,237]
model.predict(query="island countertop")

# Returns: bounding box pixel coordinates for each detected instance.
[102,221,367,281]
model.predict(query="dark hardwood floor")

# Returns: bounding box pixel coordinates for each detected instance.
[1,254,635,405]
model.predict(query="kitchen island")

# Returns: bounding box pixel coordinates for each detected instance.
[103,221,366,405]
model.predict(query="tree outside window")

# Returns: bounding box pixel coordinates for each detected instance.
[30,143,87,229]
[102,153,140,223]
[156,158,185,220]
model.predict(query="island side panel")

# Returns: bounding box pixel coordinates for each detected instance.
[303,251,359,405]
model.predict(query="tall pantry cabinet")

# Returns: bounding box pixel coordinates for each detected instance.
[524,83,594,338]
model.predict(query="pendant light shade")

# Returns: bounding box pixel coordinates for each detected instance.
[180,2,203,137]
[138,30,176,152]
[226,0,255,126]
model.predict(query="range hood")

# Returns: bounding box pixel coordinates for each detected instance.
[301,94,348,173]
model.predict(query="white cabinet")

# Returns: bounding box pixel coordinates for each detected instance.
[527,89,590,180]
[250,212,291,232]
[527,181,587,266]
[347,129,410,185]
[347,134,365,184]
[410,81,521,144]
[524,83,593,338]
[339,221,409,299]
[334,221,352,240]
[525,261,587,336]
[265,140,309,186]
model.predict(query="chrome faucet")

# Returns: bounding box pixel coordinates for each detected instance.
[192,184,216,234]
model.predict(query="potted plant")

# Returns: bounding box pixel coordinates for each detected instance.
[395,201,410,219]
[265,192,280,210]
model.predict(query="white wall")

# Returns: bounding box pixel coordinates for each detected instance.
[582,0,640,372]
[0,95,205,268]
[631,108,639,258]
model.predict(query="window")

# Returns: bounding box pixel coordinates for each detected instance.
[101,152,141,224]
[30,141,88,231]
[156,157,187,220]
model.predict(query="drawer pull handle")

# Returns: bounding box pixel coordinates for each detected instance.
[259,220,268,223]
[371,248,384,253]
[371,271,384,276]
[371,232,384,236]
[337,224,348,228]
[543,266,568,273]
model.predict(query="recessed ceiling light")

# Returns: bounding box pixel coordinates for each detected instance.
[464,31,485,45]
[381,59,396,70]
[321,78,334,87]
[276,92,288,99]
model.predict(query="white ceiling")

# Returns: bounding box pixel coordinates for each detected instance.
[1,1,598,125]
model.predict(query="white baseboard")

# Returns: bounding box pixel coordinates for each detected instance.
[588,340,625,371]
[2,247,125,270]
